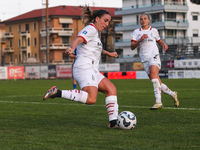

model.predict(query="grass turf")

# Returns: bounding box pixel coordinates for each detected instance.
[0,79,199,150]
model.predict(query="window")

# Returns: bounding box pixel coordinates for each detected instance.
[34,38,37,46]
[193,46,199,54]
[166,12,176,20]
[166,30,175,37]
[35,53,37,58]
[62,24,69,28]
[34,22,37,31]
[193,29,198,37]
[190,0,200,5]
[28,53,30,57]
[192,15,198,21]
[9,26,12,32]
[18,39,21,47]
[19,54,21,63]
[28,38,30,46]
[10,40,12,47]
[115,36,121,42]
[62,52,69,60]
[116,49,123,58]
[25,24,29,31]
[62,37,69,44]
[18,25,21,33]
[10,55,12,62]
[142,0,146,5]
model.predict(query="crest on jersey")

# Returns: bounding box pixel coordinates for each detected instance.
[92,75,95,81]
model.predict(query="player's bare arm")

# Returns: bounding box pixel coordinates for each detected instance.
[131,34,148,50]
[65,37,84,54]
[102,50,118,57]
[157,40,168,52]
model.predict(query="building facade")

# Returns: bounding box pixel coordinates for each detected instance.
[0,23,5,66]
[114,0,200,61]
[1,5,122,66]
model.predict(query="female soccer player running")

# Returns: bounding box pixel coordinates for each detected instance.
[43,6,119,128]
[131,14,179,110]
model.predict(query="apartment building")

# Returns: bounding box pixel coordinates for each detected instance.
[115,0,200,61]
[1,5,122,66]
[0,22,5,65]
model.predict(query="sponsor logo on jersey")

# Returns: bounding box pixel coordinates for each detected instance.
[97,42,102,46]
[147,38,153,42]
[82,30,87,35]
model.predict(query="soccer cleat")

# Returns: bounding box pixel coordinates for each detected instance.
[108,119,118,128]
[150,103,163,110]
[108,123,118,129]
[43,86,59,100]
[172,91,179,107]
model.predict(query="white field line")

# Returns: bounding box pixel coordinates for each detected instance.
[0,100,199,111]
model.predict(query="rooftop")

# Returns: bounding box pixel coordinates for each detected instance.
[1,5,121,24]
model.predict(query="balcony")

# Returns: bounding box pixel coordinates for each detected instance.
[115,19,189,31]
[115,39,131,47]
[4,47,14,53]
[40,28,74,37]
[20,46,27,52]
[4,33,14,38]
[20,31,30,36]
[115,36,190,47]
[40,43,70,50]
[115,2,188,15]
[1,38,5,43]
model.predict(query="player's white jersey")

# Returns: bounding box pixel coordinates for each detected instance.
[131,26,161,62]
[74,23,102,71]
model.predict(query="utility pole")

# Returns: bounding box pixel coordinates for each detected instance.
[46,0,49,64]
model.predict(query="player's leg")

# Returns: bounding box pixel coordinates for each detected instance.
[161,83,179,107]
[43,67,98,105]
[149,65,163,110]
[98,74,118,128]
[147,55,163,110]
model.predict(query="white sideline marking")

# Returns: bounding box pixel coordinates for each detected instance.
[0,100,199,111]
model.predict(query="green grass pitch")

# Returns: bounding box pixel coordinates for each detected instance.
[0,79,199,149]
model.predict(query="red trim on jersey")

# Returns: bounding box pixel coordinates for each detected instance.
[156,38,161,42]
[78,35,87,44]
[140,26,152,31]
[89,23,97,30]
[131,39,136,42]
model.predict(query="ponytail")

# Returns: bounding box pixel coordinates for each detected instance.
[81,5,110,26]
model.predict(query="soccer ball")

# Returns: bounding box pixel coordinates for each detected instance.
[117,111,137,130]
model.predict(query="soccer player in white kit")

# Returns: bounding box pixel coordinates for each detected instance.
[131,14,179,110]
[43,6,119,128]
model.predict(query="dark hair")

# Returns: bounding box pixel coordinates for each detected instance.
[140,14,151,20]
[81,6,110,26]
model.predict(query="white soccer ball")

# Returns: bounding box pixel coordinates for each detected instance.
[117,111,137,130]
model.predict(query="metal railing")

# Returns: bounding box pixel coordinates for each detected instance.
[116,2,187,11]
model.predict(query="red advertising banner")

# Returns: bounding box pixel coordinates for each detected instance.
[107,71,136,79]
[56,65,72,78]
[7,66,25,79]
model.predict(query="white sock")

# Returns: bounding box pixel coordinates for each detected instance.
[105,96,118,121]
[161,83,174,97]
[61,90,88,104]
[151,78,161,104]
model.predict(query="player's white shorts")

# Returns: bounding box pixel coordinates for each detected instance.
[142,54,161,75]
[73,67,105,89]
